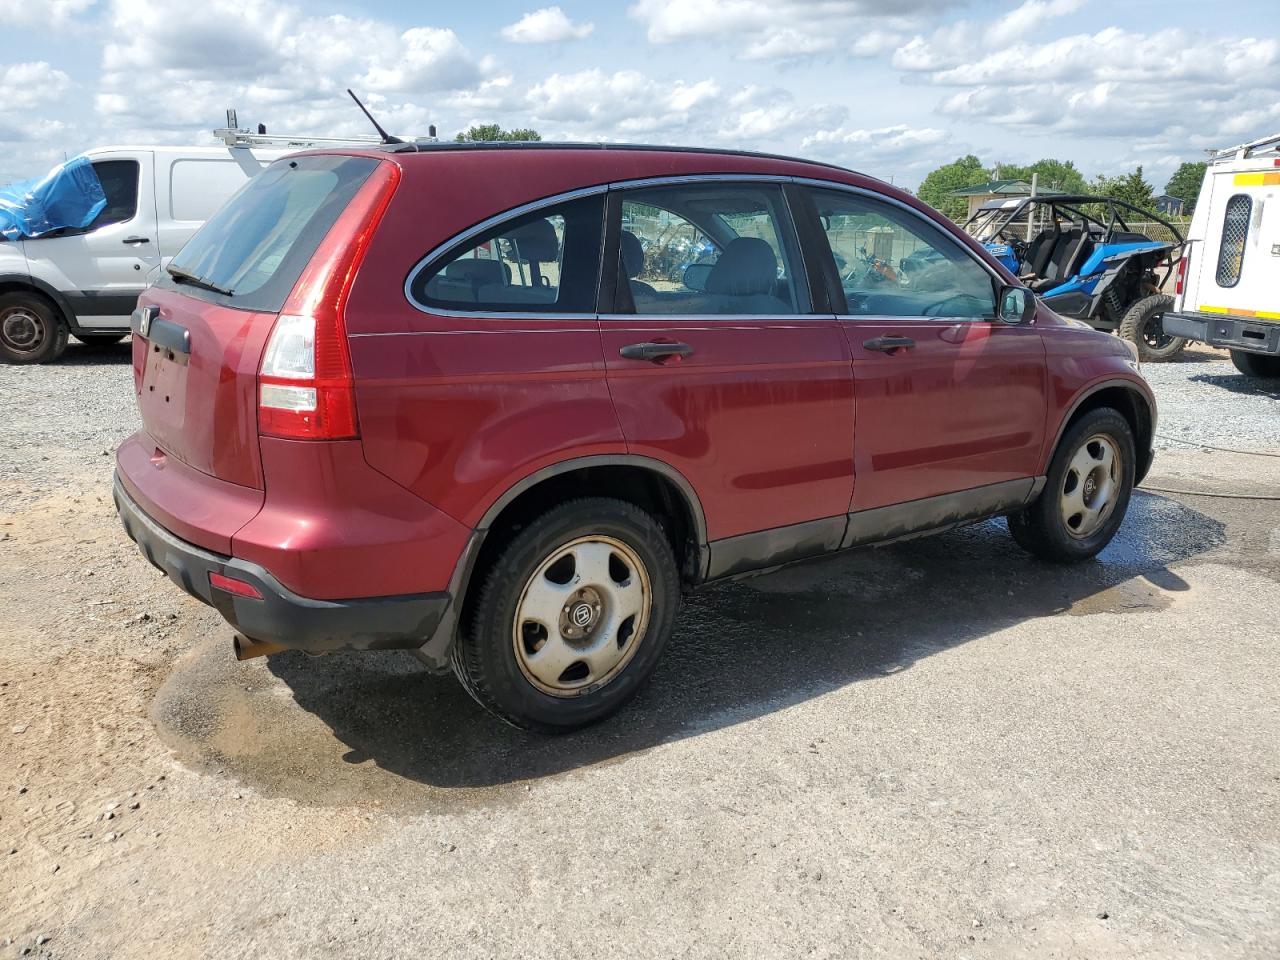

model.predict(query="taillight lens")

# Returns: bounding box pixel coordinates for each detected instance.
[1175,253,1188,295]
[257,161,401,440]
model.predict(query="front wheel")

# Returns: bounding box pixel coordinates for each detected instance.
[1230,350,1280,379]
[1118,293,1185,362]
[452,497,680,732]
[1008,408,1136,563]
[0,291,69,364]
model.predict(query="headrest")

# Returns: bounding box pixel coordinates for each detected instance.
[444,258,507,286]
[502,217,559,263]
[621,230,645,278]
[705,237,777,297]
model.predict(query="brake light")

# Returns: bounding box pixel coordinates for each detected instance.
[1175,253,1188,295]
[258,161,401,439]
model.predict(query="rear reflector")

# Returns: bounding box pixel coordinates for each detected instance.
[209,571,263,600]
[1175,254,1188,295]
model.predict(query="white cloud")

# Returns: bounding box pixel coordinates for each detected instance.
[501,7,594,43]
[0,62,73,110]
[0,0,94,26]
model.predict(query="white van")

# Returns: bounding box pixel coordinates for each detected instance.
[0,143,299,363]
[1164,131,1280,378]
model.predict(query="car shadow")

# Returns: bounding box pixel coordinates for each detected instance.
[1188,371,1280,398]
[264,491,1222,790]
[56,338,133,366]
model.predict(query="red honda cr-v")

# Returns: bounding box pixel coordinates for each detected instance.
[114,143,1155,731]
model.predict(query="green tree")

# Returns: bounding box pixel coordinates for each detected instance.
[917,154,989,221]
[988,158,1087,193]
[455,124,542,142]
[1164,161,1207,214]
[1094,166,1156,213]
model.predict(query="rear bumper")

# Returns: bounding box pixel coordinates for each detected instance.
[113,473,451,654]
[1163,311,1280,356]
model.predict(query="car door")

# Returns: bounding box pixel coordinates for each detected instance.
[800,185,1047,516]
[22,152,159,328]
[599,179,855,578]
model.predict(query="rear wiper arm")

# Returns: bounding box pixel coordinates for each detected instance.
[166,264,235,297]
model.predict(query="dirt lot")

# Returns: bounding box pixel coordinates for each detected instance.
[2,341,1278,959]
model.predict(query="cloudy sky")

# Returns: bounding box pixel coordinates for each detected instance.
[1,0,1277,190]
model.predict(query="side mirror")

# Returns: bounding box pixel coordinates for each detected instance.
[682,261,713,292]
[998,284,1034,324]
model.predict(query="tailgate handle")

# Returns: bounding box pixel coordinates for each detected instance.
[122,236,150,245]
[863,335,915,353]
[619,341,694,362]
[131,308,190,356]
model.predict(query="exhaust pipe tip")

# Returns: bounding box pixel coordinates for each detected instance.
[233,634,288,661]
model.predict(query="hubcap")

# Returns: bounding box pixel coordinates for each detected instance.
[512,536,651,697]
[1,307,45,355]
[1060,434,1122,539]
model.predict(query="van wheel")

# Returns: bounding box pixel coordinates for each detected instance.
[452,498,679,732]
[1008,408,1136,563]
[0,292,69,364]
[74,333,128,346]
[1118,294,1184,362]
[1230,350,1280,379]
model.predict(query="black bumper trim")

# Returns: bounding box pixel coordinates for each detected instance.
[113,474,451,654]
[1163,311,1280,356]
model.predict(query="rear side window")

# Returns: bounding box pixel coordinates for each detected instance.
[1215,194,1250,288]
[169,159,252,222]
[807,187,995,319]
[408,195,604,314]
[613,182,804,316]
[88,160,138,229]
[161,155,379,313]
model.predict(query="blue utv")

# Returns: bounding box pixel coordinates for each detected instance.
[964,195,1186,361]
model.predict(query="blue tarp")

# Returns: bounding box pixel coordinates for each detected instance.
[0,155,106,240]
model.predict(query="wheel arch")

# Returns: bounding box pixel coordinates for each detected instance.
[0,273,79,332]
[416,456,710,670]
[1047,380,1155,484]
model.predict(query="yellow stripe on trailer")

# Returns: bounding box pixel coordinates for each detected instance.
[1201,305,1280,320]
[1233,172,1280,186]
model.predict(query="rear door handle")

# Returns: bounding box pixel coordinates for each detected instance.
[123,236,150,245]
[618,341,694,362]
[863,335,915,353]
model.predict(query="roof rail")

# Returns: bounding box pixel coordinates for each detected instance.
[1208,130,1280,162]
[212,108,437,149]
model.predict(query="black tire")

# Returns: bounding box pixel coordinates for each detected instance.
[452,497,680,732]
[1118,293,1185,362]
[1008,408,1136,563]
[74,332,128,346]
[0,291,69,364]
[1230,349,1280,379]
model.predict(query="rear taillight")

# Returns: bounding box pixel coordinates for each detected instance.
[1175,252,1188,295]
[258,161,401,440]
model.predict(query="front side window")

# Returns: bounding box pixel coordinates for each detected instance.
[614,182,804,315]
[1216,194,1251,288]
[808,188,996,319]
[88,160,139,230]
[410,195,604,313]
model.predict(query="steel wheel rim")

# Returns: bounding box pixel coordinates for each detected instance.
[1060,433,1122,539]
[1,307,45,356]
[512,535,651,698]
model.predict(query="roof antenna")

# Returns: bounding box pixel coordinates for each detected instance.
[346,89,403,145]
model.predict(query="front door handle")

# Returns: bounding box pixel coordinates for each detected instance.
[863,335,915,353]
[123,236,150,245]
[619,341,694,362]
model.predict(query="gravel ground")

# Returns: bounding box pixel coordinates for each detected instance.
[1,337,1278,959]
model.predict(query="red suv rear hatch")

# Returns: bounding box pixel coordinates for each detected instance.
[131,153,389,490]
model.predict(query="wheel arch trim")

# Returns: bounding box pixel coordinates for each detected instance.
[1045,378,1156,481]
[0,272,81,333]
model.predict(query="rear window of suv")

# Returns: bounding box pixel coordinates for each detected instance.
[159,154,379,313]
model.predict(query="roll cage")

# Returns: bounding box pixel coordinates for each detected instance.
[964,194,1184,249]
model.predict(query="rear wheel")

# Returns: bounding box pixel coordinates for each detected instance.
[1230,350,1280,379]
[1008,408,1135,563]
[1118,293,1185,362]
[452,497,680,732]
[0,291,69,364]
[74,332,128,346]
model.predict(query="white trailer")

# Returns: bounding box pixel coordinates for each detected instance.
[1164,131,1280,378]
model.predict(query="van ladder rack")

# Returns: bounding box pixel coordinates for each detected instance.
[213,109,436,149]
